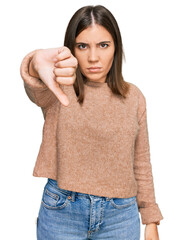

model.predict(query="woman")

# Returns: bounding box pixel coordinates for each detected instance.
[20,5,163,240]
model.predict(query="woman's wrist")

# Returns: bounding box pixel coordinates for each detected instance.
[146,221,160,226]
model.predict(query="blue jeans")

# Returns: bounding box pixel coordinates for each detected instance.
[37,178,140,239]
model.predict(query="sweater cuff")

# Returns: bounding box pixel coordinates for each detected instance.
[139,203,164,225]
[20,49,47,90]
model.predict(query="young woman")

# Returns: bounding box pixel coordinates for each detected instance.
[20,5,163,240]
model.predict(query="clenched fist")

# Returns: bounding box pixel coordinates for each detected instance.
[29,46,78,106]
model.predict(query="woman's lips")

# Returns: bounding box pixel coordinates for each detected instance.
[87,67,102,73]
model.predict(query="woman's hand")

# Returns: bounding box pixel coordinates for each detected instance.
[145,223,160,240]
[29,46,78,106]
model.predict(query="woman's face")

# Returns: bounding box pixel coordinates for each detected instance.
[74,24,115,83]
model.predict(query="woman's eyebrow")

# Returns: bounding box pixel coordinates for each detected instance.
[98,41,111,44]
[75,41,111,45]
[75,42,88,45]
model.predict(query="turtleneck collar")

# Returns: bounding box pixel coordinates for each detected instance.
[84,80,108,87]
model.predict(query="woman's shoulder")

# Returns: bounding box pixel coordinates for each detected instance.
[126,81,147,112]
[127,81,146,100]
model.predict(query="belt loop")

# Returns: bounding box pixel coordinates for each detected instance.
[71,191,76,202]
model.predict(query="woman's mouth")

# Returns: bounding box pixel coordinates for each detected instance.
[87,67,102,73]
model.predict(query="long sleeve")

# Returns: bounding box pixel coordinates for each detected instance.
[20,49,58,112]
[133,91,164,225]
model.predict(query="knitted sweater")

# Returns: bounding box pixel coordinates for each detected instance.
[20,49,163,225]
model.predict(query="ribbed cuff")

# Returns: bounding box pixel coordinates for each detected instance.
[139,203,164,225]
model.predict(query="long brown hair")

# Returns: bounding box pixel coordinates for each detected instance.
[64,5,130,105]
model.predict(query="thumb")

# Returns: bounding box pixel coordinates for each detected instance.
[38,67,70,107]
[50,81,70,106]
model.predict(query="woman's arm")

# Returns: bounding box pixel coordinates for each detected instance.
[20,47,78,110]
[20,49,58,110]
[133,89,163,234]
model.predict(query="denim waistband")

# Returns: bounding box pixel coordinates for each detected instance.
[47,178,137,202]
[47,178,112,200]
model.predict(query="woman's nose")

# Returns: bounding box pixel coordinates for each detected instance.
[88,48,99,62]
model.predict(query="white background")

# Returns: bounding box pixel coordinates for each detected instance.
[0,0,182,239]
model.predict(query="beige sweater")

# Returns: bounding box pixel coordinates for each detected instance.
[20,49,163,225]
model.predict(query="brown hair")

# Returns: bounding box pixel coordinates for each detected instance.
[64,5,130,105]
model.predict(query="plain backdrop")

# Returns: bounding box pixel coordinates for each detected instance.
[0,0,182,239]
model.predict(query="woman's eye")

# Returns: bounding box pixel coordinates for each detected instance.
[100,43,109,48]
[78,44,87,49]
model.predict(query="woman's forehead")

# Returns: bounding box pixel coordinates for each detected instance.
[75,24,113,42]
